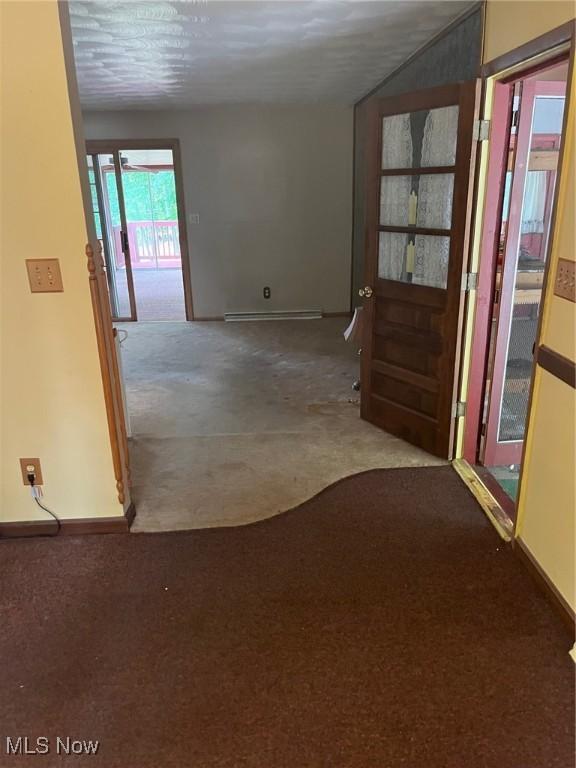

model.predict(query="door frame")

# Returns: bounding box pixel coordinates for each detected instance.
[458,20,574,519]
[86,138,194,321]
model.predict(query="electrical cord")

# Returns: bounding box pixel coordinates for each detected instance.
[33,497,61,535]
[27,473,61,536]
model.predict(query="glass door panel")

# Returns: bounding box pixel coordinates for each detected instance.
[496,93,564,443]
[381,105,459,169]
[86,153,136,321]
[118,148,186,321]
[378,232,451,288]
[482,78,566,476]
[379,173,455,229]
[378,104,458,292]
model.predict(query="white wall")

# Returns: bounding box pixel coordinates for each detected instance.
[83,106,354,318]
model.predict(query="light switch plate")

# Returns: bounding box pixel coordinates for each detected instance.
[26,259,63,293]
[554,258,575,303]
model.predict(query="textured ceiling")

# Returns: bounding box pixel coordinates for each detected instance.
[70,1,474,109]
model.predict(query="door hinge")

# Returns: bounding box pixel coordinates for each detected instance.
[473,119,490,142]
[462,272,478,292]
[453,401,467,419]
[121,231,129,253]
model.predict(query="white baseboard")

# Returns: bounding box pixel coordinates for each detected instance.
[224,310,322,322]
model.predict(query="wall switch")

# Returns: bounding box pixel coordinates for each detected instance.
[554,258,575,303]
[20,458,43,486]
[26,259,63,293]
[189,213,200,225]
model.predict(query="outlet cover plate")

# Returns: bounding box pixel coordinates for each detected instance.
[554,258,575,303]
[20,458,43,485]
[26,259,63,293]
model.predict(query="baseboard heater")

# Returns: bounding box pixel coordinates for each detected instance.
[224,310,322,322]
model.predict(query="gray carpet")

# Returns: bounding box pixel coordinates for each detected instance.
[117,319,445,531]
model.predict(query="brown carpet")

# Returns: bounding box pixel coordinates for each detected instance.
[0,466,573,767]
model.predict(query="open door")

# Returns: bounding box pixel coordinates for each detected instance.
[360,82,480,458]
[481,79,566,467]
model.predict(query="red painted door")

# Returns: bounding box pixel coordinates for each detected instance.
[482,80,566,466]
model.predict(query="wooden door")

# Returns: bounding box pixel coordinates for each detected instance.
[360,82,480,458]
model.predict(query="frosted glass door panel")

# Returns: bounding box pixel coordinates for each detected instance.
[378,233,450,289]
[381,106,459,169]
[380,174,454,229]
[417,175,454,228]
[413,235,451,289]
[378,232,409,282]
[381,113,412,169]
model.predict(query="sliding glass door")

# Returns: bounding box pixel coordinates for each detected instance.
[86,142,190,322]
[118,148,186,321]
[87,151,136,321]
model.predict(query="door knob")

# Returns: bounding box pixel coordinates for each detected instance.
[359,286,373,298]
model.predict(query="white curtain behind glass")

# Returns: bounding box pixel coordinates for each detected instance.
[521,171,547,233]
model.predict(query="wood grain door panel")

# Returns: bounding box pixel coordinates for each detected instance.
[360,81,480,458]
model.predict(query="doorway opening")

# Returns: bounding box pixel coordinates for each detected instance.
[466,57,569,514]
[73,3,487,533]
[86,141,192,322]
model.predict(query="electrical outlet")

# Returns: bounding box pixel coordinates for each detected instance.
[25,259,63,293]
[20,458,43,486]
[554,258,575,303]
[263,286,271,299]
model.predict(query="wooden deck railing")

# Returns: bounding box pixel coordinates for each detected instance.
[113,220,181,269]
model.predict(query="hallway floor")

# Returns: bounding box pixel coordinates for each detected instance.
[1,467,573,767]
[117,319,445,532]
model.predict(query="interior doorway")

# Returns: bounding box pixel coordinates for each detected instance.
[86,140,192,322]
[71,1,493,535]
[466,58,569,511]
